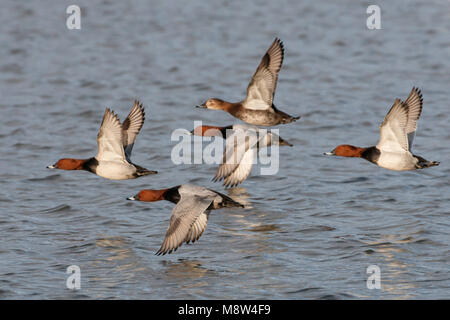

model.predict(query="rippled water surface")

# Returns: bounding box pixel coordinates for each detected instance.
[0,0,449,299]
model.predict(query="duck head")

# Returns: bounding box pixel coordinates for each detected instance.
[324,145,365,157]
[127,189,168,202]
[47,158,86,170]
[196,98,227,110]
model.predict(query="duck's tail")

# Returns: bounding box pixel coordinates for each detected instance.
[273,105,301,124]
[417,161,440,169]
[281,115,301,124]
[216,191,245,208]
[134,164,158,177]
[414,156,440,169]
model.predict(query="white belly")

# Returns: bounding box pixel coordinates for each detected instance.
[377,151,417,171]
[95,161,136,180]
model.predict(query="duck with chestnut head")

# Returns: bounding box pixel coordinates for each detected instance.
[196,38,300,126]
[47,101,157,180]
[325,87,439,171]
[127,184,245,255]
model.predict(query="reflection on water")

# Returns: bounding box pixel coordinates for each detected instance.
[161,259,212,285]
[248,224,281,232]
[90,236,147,289]
[157,259,216,298]
[226,187,252,208]
[362,234,418,299]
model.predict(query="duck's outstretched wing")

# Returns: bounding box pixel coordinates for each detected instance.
[404,87,423,150]
[156,194,214,256]
[96,108,127,162]
[213,128,257,184]
[377,99,409,152]
[222,148,255,188]
[244,38,284,110]
[122,100,145,160]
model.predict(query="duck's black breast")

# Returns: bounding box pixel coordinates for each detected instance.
[82,157,99,173]
[164,186,181,204]
[361,146,381,164]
